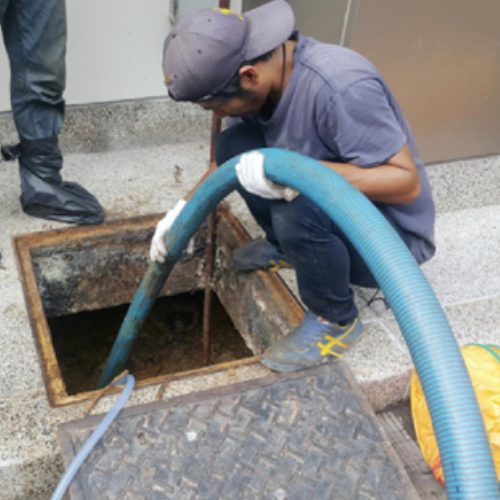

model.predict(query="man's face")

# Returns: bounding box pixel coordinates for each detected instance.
[199,91,265,119]
[198,62,274,118]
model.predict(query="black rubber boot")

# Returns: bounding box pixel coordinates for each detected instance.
[17,137,104,225]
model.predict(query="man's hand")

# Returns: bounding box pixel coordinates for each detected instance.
[236,151,298,201]
[150,199,186,263]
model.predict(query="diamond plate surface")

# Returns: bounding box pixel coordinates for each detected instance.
[58,364,418,499]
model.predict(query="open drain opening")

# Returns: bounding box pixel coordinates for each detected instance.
[15,209,302,406]
[50,292,253,395]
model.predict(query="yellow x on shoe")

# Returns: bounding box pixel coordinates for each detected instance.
[261,313,363,372]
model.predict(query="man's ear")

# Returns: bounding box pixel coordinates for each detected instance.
[238,65,260,90]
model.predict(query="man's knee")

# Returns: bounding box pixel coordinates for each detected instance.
[272,197,342,247]
[272,199,316,245]
[215,123,266,166]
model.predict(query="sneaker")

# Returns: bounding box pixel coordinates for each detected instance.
[261,312,363,372]
[233,239,292,272]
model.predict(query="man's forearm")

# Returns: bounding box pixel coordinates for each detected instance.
[320,144,421,205]
[321,161,419,204]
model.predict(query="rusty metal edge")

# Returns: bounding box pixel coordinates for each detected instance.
[55,356,263,407]
[202,212,216,365]
[13,214,164,249]
[202,110,223,365]
[13,234,67,406]
[14,207,304,407]
[13,215,167,407]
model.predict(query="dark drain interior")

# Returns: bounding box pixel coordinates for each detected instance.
[50,291,253,395]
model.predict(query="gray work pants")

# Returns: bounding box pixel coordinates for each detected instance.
[0,0,66,140]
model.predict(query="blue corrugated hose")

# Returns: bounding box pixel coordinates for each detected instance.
[99,148,499,498]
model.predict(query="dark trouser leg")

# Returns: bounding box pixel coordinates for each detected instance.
[1,0,104,224]
[271,196,377,324]
[215,122,282,247]
[2,0,65,139]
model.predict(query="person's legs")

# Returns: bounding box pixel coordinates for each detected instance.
[216,122,279,245]
[216,121,376,312]
[260,197,371,371]
[271,195,376,323]
[3,0,65,139]
[1,0,104,224]
[216,123,374,370]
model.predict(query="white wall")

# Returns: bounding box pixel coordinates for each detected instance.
[0,0,245,112]
[0,0,172,111]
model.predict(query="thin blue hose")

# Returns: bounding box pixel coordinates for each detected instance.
[51,374,135,500]
[99,148,498,498]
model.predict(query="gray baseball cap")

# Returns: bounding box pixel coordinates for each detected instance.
[163,0,295,101]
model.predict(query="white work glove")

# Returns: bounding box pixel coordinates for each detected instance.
[150,199,186,263]
[235,151,298,201]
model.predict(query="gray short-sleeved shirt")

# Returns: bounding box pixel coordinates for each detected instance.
[230,35,435,263]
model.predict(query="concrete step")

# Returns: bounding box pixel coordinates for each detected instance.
[2,97,499,210]
[0,140,498,498]
[0,98,211,154]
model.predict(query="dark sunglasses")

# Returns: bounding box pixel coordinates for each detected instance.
[196,71,242,103]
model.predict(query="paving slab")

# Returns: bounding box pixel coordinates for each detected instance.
[58,364,419,500]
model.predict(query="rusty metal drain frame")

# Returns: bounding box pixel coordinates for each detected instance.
[14,208,303,407]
